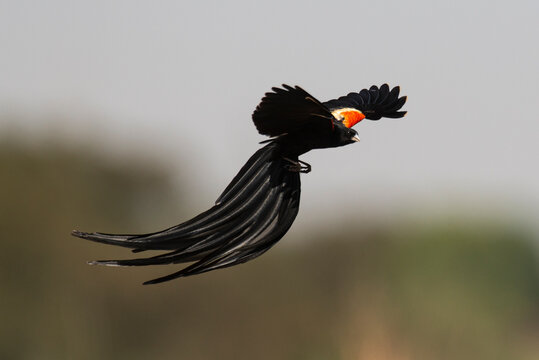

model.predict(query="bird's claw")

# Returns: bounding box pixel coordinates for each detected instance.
[282,157,311,173]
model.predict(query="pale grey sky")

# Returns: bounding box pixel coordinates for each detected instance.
[1,0,538,231]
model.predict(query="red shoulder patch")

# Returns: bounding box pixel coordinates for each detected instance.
[331,108,365,128]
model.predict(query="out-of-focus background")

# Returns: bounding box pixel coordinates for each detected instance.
[1,1,538,359]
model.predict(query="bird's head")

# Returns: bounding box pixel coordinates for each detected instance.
[333,121,360,145]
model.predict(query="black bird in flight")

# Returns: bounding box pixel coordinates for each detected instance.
[72,84,407,284]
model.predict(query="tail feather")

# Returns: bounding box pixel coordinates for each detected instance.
[142,167,300,284]
[214,144,276,205]
[72,142,302,284]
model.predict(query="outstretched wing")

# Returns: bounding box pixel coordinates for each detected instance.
[72,142,301,284]
[323,84,407,120]
[252,84,336,137]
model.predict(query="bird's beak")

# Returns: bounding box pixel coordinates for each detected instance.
[352,135,360,142]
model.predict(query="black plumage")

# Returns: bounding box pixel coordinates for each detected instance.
[324,84,407,120]
[72,83,406,284]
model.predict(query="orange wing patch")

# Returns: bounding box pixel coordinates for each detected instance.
[331,108,365,128]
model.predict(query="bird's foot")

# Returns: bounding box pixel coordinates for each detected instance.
[282,157,311,173]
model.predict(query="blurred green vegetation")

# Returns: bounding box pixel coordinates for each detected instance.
[1,138,538,360]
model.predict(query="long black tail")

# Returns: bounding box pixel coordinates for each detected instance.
[72,142,301,284]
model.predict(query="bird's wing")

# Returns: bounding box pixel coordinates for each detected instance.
[72,142,301,284]
[323,84,407,120]
[252,84,336,137]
